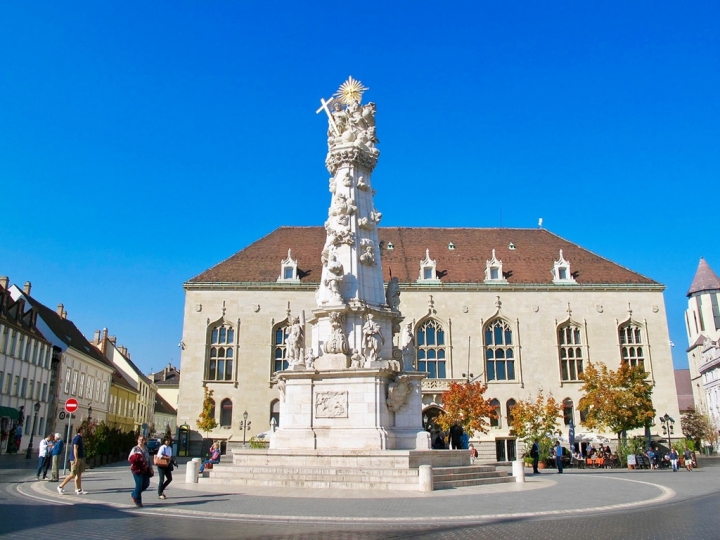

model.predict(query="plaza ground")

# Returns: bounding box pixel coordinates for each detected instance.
[2,454,720,539]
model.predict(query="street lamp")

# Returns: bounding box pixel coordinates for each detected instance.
[87,405,92,422]
[239,411,251,447]
[659,413,675,449]
[25,402,41,459]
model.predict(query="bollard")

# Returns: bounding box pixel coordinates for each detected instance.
[186,458,201,484]
[418,464,433,492]
[512,459,525,483]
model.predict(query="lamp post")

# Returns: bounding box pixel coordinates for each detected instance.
[659,413,675,449]
[239,411,251,447]
[25,402,41,459]
[87,405,92,423]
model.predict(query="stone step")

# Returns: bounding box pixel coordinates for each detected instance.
[208,465,419,477]
[433,471,510,482]
[432,465,498,475]
[199,476,420,490]
[434,476,515,490]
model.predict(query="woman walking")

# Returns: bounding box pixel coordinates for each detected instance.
[128,435,153,507]
[156,436,174,499]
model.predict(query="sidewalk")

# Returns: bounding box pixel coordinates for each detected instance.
[10,460,719,524]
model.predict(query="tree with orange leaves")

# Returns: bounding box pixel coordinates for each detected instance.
[434,381,496,436]
[578,361,655,439]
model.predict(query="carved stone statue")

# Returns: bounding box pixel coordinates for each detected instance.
[304,348,317,369]
[330,193,356,218]
[323,312,349,355]
[359,239,376,266]
[362,313,384,363]
[325,252,344,301]
[350,349,363,369]
[386,277,400,310]
[285,314,305,366]
[401,322,415,371]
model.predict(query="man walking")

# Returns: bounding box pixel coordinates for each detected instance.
[58,427,87,494]
[449,421,464,450]
[530,438,540,474]
[50,433,63,482]
[554,440,564,473]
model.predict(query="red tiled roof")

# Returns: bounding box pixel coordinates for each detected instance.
[687,258,720,296]
[188,227,658,286]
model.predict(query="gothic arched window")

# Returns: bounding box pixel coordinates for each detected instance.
[489,399,501,427]
[272,322,289,374]
[270,399,280,428]
[506,398,516,426]
[206,323,235,381]
[220,398,233,427]
[563,398,574,426]
[558,324,583,381]
[416,319,446,379]
[619,323,645,368]
[484,319,516,381]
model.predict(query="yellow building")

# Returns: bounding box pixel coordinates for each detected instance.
[108,370,138,432]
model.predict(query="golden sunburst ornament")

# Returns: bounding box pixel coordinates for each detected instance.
[334,76,369,105]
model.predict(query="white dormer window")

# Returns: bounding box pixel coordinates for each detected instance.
[448,242,455,250]
[418,249,440,283]
[387,242,394,250]
[277,249,300,282]
[552,250,576,284]
[485,249,507,283]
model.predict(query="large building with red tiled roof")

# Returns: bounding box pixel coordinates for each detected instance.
[178,225,680,459]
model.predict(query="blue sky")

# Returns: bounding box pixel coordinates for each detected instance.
[1,2,718,373]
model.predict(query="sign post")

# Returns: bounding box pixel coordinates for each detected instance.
[63,399,79,475]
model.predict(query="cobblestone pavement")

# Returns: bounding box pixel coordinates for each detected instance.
[2,456,719,539]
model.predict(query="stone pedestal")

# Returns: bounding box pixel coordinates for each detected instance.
[272,368,429,451]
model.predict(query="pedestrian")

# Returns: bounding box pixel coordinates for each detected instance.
[684,448,693,471]
[554,440,564,473]
[50,433,63,482]
[57,427,87,495]
[156,436,174,499]
[128,435,153,507]
[669,448,679,472]
[469,444,478,464]
[530,438,540,474]
[198,443,221,473]
[449,421,463,450]
[36,434,53,480]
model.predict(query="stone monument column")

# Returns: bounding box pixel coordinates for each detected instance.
[271,78,429,451]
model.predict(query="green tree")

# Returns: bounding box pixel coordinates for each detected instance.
[681,410,716,449]
[509,390,563,461]
[196,387,218,437]
[434,381,496,436]
[578,362,655,439]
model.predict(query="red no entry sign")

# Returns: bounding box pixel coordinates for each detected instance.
[65,398,79,414]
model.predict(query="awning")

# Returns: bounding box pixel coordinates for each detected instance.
[0,406,20,420]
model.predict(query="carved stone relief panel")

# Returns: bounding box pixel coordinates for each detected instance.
[315,391,348,418]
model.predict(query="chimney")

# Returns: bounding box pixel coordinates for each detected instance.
[23,281,32,295]
[0,276,8,289]
[93,330,101,344]
[102,328,108,340]
[62,309,67,319]
[109,336,117,344]
[57,303,64,317]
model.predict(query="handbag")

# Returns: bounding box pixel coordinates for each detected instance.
[147,465,154,477]
[154,454,171,467]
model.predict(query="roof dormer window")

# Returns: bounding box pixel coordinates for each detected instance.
[418,249,440,283]
[448,242,455,251]
[277,249,300,283]
[552,250,576,284]
[387,242,394,250]
[485,249,507,283]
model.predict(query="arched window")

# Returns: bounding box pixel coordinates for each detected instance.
[272,323,289,374]
[208,398,216,420]
[270,399,280,428]
[416,319,446,379]
[220,398,233,427]
[484,319,515,381]
[558,324,583,381]
[506,399,516,426]
[619,323,645,368]
[563,398,574,426]
[206,323,235,381]
[489,399,501,427]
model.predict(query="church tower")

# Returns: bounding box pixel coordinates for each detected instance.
[685,258,720,413]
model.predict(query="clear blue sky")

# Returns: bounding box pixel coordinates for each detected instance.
[1,2,718,373]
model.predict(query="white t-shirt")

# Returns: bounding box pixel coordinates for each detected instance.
[158,444,173,459]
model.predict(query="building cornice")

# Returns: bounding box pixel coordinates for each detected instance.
[184,281,666,293]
